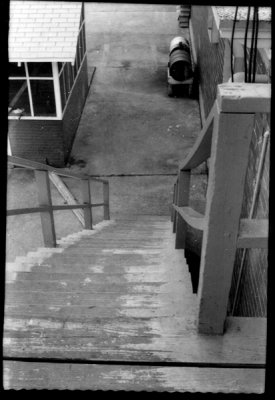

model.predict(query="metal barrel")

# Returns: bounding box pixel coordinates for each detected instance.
[169,49,192,81]
[169,36,190,54]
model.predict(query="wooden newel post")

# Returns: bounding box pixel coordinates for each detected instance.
[103,182,110,220]
[175,170,191,249]
[81,179,93,229]
[35,170,56,247]
[196,83,270,334]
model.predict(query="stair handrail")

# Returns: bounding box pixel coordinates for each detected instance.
[7,155,110,247]
[171,82,270,334]
[179,101,217,171]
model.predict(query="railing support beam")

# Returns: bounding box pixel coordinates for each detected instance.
[197,109,255,334]
[81,179,93,229]
[34,170,56,248]
[103,182,110,220]
[175,170,191,249]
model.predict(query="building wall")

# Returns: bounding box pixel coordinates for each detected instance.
[8,119,64,167]
[62,55,89,163]
[190,6,225,118]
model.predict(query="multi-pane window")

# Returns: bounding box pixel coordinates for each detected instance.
[8,4,86,118]
[58,13,86,112]
[8,62,56,117]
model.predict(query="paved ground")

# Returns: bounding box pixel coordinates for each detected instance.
[69,3,202,218]
[70,3,200,175]
[6,3,204,262]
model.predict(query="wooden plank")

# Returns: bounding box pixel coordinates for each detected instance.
[197,111,255,334]
[81,179,92,230]
[34,170,56,247]
[172,180,178,233]
[175,170,190,249]
[217,83,271,113]
[103,182,110,220]
[173,206,205,231]
[237,219,268,249]
[8,155,108,183]
[0,367,249,393]
[3,317,266,365]
[171,183,176,222]
[3,361,265,392]
[179,102,216,171]
[7,204,95,216]
[7,207,48,216]
[49,172,84,226]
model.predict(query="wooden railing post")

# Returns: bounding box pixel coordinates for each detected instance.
[172,180,178,233]
[103,182,110,220]
[171,183,176,222]
[34,170,56,247]
[197,102,255,334]
[175,170,191,249]
[81,179,93,229]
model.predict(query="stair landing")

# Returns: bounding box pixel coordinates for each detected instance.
[4,217,266,392]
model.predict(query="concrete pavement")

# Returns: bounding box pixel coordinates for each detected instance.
[69,3,202,217]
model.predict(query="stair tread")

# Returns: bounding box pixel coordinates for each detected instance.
[3,360,265,392]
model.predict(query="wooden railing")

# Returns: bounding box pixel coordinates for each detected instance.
[7,156,110,247]
[171,83,270,334]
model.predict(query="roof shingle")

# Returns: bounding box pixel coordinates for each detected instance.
[9,1,82,63]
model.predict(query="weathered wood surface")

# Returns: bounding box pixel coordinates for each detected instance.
[49,172,84,226]
[179,102,216,171]
[34,170,56,248]
[217,83,271,113]
[237,219,268,249]
[197,112,255,334]
[173,206,205,231]
[175,170,190,249]
[3,361,265,392]
[4,217,266,391]
[8,155,108,183]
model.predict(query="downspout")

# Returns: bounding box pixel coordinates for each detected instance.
[231,130,270,315]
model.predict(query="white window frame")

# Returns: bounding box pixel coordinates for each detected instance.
[8,62,61,120]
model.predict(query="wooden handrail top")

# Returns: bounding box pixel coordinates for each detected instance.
[237,219,268,249]
[173,205,205,231]
[8,156,109,184]
[217,83,271,114]
[7,203,107,216]
[179,102,217,171]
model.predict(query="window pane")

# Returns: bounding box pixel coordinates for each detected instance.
[65,63,73,93]
[77,35,81,68]
[74,54,78,76]
[8,80,31,116]
[71,62,75,82]
[59,71,66,110]
[28,62,53,77]
[9,62,26,77]
[82,25,86,54]
[30,80,56,116]
[58,62,63,73]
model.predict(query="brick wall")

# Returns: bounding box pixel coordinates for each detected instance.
[62,55,89,163]
[190,6,225,117]
[228,113,270,317]
[8,119,64,167]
